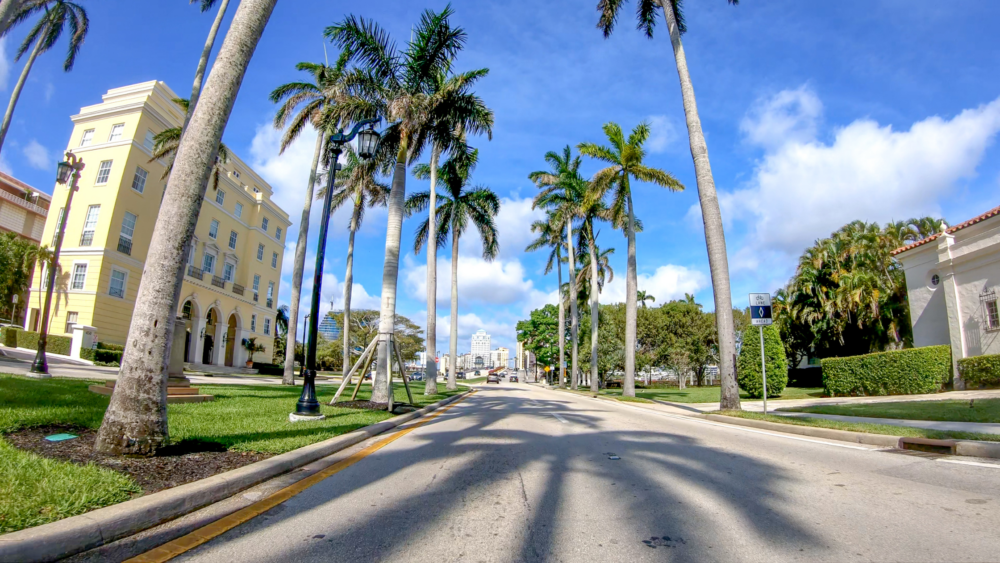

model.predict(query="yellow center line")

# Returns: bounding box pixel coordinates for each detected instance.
[128,391,475,563]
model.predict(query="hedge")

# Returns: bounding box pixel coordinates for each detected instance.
[79,347,123,364]
[737,325,788,398]
[958,354,1000,387]
[1,328,72,356]
[252,362,283,376]
[788,367,823,388]
[821,345,952,397]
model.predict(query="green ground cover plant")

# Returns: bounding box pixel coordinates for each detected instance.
[780,398,1000,424]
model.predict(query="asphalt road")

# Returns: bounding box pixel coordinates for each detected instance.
[173,382,1000,562]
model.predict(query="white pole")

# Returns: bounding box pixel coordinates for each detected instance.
[760,325,768,414]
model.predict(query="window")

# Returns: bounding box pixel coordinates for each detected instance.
[202,253,216,275]
[257,243,264,261]
[80,205,100,245]
[209,219,219,239]
[143,129,155,150]
[216,190,225,205]
[267,281,274,299]
[931,274,940,287]
[234,202,243,218]
[252,186,260,194]
[232,170,241,179]
[109,269,127,298]
[261,217,269,232]
[983,288,1000,332]
[51,208,65,245]
[71,263,87,290]
[40,263,48,290]
[187,242,196,265]
[253,274,260,292]
[79,129,94,147]
[108,124,125,142]
[263,318,271,336]
[275,227,282,241]
[271,252,278,268]
[118,212,136,255]
[228,230,238,250]
[95,160,113,184]
[131,167,148,194]
[251,314,257,332]
[223,262,235,282]
[65,312,78,334]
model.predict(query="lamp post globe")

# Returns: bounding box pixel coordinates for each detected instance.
[56,161,74,185]
[356,127,381,160]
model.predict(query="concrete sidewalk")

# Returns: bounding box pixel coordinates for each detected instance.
[675,388,1000,413]
[769,411,1000,435]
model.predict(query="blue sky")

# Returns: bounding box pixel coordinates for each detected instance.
[2,0,999,355]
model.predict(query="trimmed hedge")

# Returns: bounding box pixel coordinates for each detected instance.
[737,325,788,398]
[1,326,16,347]
[79,347,123,364]
[821,345,951,397]
[958,354,1000,387]
[252,362,283,376]
[2,328,72,356]
[788,367,823,388]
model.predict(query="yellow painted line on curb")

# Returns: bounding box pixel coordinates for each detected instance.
[128,391,475,563]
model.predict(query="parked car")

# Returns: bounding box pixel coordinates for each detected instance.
[457,372,466,380]
[410,372,423,381]
[487,374,500,384]
[510,375,519,383]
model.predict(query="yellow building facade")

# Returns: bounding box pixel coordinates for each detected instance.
[25,81,291,368]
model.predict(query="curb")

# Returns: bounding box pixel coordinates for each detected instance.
[0,390,471,563]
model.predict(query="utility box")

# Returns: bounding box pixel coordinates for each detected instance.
[71,325,98,360]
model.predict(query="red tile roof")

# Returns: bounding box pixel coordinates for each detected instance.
[891,204,1000,256]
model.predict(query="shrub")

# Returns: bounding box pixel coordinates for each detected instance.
[252,362,283,376]
[96,342,124,352]
[737,325,788,398]
[958,354,1000,387]
[788,367,823,388]
[11,329,72,356]
[1,327,16,347]
[79,348,95,361]
[821,345,951,396]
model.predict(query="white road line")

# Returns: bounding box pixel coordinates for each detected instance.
[551,413,568,424]
[936,458,1000,469]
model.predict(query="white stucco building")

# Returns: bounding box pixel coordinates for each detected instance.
[893,205,1000,388]
[491,347,509,369]
[471,329,490,366]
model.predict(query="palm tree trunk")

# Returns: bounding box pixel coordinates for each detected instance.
[623,190,638,398]
[660,0,740,410]
[424,145,440,394]
[342,200,359,381]
[371,142,408,404]
[0,0,26,38]
[0,27,45,156]
[589,233,600,394]
[447,230,459,391]
[556,245,565,389]
[566,221,579,390]
[185,0,231,132]
[282,132,325,386]
[94,0,277,455]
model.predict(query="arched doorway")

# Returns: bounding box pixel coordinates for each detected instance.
[225,314,238,367]
[203,308,218,365]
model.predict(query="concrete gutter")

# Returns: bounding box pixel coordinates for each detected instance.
[0,391,471,563]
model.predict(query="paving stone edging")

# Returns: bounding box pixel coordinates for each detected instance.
[0,391,471,563]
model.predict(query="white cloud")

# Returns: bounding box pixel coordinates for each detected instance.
[740,85,823,150]
[402,253,548,308]
[599,264,708,306]
[457,193,545,260]
[0,38,10,92]
[647,114,680,154]
[22,140,50,170]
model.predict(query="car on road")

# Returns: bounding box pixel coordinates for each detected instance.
[486,374,500,384]
[410,372,423,381]
[456,372,466,380]
[510,375,519,382]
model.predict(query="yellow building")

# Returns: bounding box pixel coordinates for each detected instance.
[25,81,291,369]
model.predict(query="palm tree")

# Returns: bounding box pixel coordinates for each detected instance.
[185,0,231,131]
[638,290,655,308]
[596,0,741,409]
[416,67,493,396]
[574,193,613,393]
[0,0,88,155]
[0,0,28,37]
[406,147,499,391]
[526,218,565,387]
[95,0,278,456]
[270,53,353,386]
[579,121,683,397]
[327,6,470,403]
[150,98,230,190]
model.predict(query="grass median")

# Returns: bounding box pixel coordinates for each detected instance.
[779,398,1000,424]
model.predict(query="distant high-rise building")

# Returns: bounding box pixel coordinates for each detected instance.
[318,311,341,341]
[471,329,490,366]
[491,347,509,369]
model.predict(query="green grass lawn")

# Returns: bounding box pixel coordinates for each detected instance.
[569,385,825,404]
[780,398,1000,424]
[715,410,1000,443]
[0,374,463,533]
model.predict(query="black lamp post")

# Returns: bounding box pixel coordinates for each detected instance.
[293,118,382,420]
[30,153,84,378]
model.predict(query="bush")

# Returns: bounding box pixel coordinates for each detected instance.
[252,362,283,376]
[9,329,71,356]
[821,345,951,397]
[958,354,1000,387]
[79,348,95,361]
[788,366,823,388]
[1,327,16,347]
[738,325,788,398]
[96,342,124,352]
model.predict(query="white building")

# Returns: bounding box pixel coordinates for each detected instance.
[894,205,1000,389]
[471,329,490,367]
[491,347,509,369]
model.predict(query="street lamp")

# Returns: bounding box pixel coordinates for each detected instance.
[30,152,85,378]
[293,118,382,421]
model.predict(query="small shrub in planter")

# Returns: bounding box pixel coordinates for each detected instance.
[958,354,1000,387]
[737,324,788,398]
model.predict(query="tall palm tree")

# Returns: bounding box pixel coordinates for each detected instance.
[95,0,278,456]
[0,0,88,155]
[637,290,655,308]
[526,218,565,387]
[417,67,493,396]
[406,148,499,390]
[150,98,230,190]
[0,0,28,37]
[327,6,470,403]
[270,53,353,386]
[596,0,741,408]
[186,0,231,131]
[574,193,613,393]
[579,121,683,397]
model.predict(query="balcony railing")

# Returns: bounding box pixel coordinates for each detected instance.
[0,187,47,216]
[211,276,226,289]
[232,283,245,296]
[253,292,259,302]
[266,298,273,309]
[116,236,132,256]
[187,266,203,280]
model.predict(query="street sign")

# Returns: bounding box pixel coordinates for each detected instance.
[749,293,773,326]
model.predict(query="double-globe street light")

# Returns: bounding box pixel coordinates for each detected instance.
[292,118,382,421]
[30,152,85,378]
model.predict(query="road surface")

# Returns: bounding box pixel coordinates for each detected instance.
[170,382,1000,562]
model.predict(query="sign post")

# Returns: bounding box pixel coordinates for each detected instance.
[749,293,773,414]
